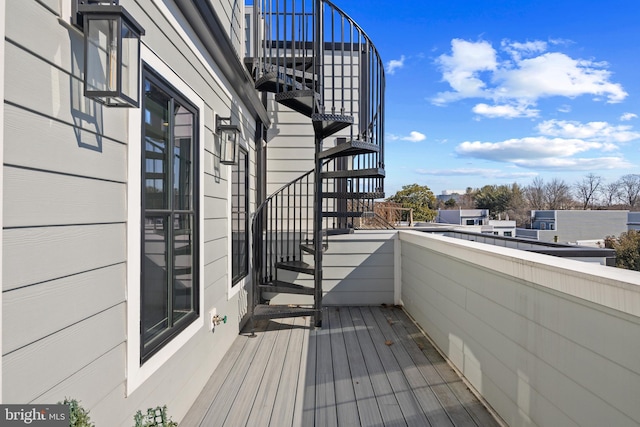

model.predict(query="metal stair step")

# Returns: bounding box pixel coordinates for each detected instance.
[323,228,354,236]
[263,63,315,85]
[245,56,314,74]
[322,211,375,218]
[319,137,380,160]
[312,113,354,139]
[255,72,307,93]
[252,304,316,321]
[322,191,385,199]
[276,260,315,275]
[275,90,319,117]
[300,242,328,254]
[321,168,386,179]
[259,280,315,295]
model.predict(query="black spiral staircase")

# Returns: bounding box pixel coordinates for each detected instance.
[248,0,388,328]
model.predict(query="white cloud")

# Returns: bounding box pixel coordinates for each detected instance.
[432,39,496,104]
[456,137,607,161]
[537,119,640,143]
[432,38,628,113]
[387,131,426,142]
[401,131,426,142]
[386,55,406,75]
[558,104,572,113]
[501,40,547,61]
[495,52,627,103]
[416,167,537,179]
[473,102,539,119]
[514,157,632,170]
[453,117,640,171]
[621,112,638,121]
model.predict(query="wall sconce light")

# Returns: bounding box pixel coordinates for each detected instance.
[74,1,145,107]
[216,115,241,165]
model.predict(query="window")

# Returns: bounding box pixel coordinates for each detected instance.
[504,231,513,237]
[231,148,249,286]
[141,67,199,362]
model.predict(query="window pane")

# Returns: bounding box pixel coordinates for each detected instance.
[173,214,194,322]
[141,68,199,362]
[174,104,194,211]
[232,150,248,285]
[144,80,170,210]
[142,215,169,347]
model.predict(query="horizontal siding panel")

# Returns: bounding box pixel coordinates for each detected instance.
[127,0,248,116]
[267,171,315,184]
[267,124,315,137]
[3,304,126,404]
[4,42,128,143]
[204,257,227,291]
[4,223,126,291]
[267,147,316,160]
[324,252,393,268]
[4,167,126,228]
[5,105,127,182]
[34,343,126,410]
[204,237,228,266]
[35,0,60,14]
[204,171,229,195]
[323,265,393,281]
[7,0,80,78]
[327,239,394,253]
[3,264,126,354]
[203,196,229,220]
[204,218,228,242]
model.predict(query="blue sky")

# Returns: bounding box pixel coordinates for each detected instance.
[339,0,640,196]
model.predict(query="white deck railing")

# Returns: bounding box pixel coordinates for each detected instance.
[398,230,640,427]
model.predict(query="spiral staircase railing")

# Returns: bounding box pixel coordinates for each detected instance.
[248,0,387,327]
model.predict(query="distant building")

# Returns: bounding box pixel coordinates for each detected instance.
[437,209,489,226]
[518,210,629,243]
[487,220,516,237]
[628,212,640,231]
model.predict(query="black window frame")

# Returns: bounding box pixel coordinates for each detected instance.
[140,65,200,363]
[231,147,249,286]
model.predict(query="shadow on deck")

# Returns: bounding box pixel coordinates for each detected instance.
[181,306,501,426]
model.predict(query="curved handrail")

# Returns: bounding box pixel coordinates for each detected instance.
[322,0,385,78]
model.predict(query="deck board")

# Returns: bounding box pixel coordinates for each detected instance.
[360,307,431,427]
[349,307,406,427]
[245,317,294,426]
[328,307,360,426]
[183,306,501,427]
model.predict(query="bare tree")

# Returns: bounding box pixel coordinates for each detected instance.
[602,181,622,207]
[505,182,530,227]
[573,173,602,209]
[458,187,476,209]
[617,174,640,209]
[525,177,546,209]
[544,178,573,210]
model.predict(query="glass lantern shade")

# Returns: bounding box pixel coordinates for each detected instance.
[80,4,144,107]
[217,116,241,165]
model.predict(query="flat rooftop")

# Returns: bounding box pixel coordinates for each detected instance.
[181,306,501,426]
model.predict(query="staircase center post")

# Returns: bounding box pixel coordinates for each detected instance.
[313,134,324,328]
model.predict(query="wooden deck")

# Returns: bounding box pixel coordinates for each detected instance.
[181,306,501,427]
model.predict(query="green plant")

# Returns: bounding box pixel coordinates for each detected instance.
[133,405,178,427]
[59,398,95,427]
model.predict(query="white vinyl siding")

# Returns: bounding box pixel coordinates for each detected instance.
[4,0,258,425]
